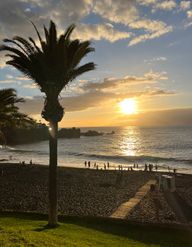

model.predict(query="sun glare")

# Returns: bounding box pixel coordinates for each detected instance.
[119,99,137,115]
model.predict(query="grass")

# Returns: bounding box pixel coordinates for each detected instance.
[0,212,192,247]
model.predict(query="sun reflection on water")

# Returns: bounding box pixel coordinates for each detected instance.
[119,126,141,157]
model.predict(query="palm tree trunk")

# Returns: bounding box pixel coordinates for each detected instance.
[48,120,58,226]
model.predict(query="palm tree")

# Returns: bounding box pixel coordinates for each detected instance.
[0,88,26,127]
[0,88,35,145]
[0,20,95,226]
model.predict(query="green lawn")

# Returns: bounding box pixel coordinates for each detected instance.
[0,212,191,247]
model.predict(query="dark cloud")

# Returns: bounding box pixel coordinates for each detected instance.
[119,108,192,127]
[18,87,175,115]
[81,71,168,91]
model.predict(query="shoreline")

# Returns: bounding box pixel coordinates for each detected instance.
[1,160,192,175]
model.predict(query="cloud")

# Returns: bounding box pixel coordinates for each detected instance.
[17,70,173,115]
[129,25,173,46]
[155,1,177,11]
[0,0,178,48]
[137,0,157,6]
[0,54,9,68]
[22,84,38,89]
[93,0,139,26]
[19,87,175,115]
[187,10,192,18]
[180,1,191,10]
[129,19,168,32]
[118,108,192,127]
[73,23,132,42]
[81,71,168,92]
[184,21,192,28]
[16,76,31,81]
[144,56,167,64]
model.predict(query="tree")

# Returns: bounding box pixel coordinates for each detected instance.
[0,21,95,226]
[0,88,35,145]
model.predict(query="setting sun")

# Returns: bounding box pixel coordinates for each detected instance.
[119,99,137,115]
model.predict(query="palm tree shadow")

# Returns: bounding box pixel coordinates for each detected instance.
[34,223,60,232]
[60,216,192,247]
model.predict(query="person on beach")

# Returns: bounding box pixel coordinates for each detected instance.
[144,163,148,171]
[96,164,99,170]
[88,161,90,168]
[94,162,96,168]
[30,160,33,165]
[84,161,87,168]
[107,162,110,169]
[155,164,158,172]
[149,164,153,172]
[104,163,106,170]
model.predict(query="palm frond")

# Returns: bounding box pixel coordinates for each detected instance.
[63,24,76,40]
[13,36,35,55]
[28,37,41,53]
[49,20,57,49]
[3,39,29,55]
[0,20,96,99]
[70,62,96,81]
[0,45,29,60]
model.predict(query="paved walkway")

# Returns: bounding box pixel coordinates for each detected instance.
[110,179,156,219]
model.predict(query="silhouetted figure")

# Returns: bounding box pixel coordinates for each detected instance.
[131,167,133,171]
[136,164,139,169]
[155,164,158,172]
[94,162,96,168]
[104,163,106,170]
[88,161,90,168]
[133,163,136,168]
[144,164,148,171]
[96,165,99,170]
[173,168,177,174]
[22,161,25,165]
[30,159,33,165]
[149,164,153,172]
[84,161,87,167]
[107,162,109,169]
[118,165,121,171]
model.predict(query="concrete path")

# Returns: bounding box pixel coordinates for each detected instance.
[164,191,188,224]
[110,179,156,219]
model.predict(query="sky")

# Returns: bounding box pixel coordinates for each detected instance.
[0,0,192,127]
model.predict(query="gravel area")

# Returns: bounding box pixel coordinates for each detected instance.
[127,189,178,224]
[0,163,153,217]
[175,174,192,208]
[127,173,192,224]
[1,163,192,225]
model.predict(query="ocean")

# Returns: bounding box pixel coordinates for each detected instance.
[1,126,192,174]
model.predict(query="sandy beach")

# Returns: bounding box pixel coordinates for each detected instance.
[0,163,192,225]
